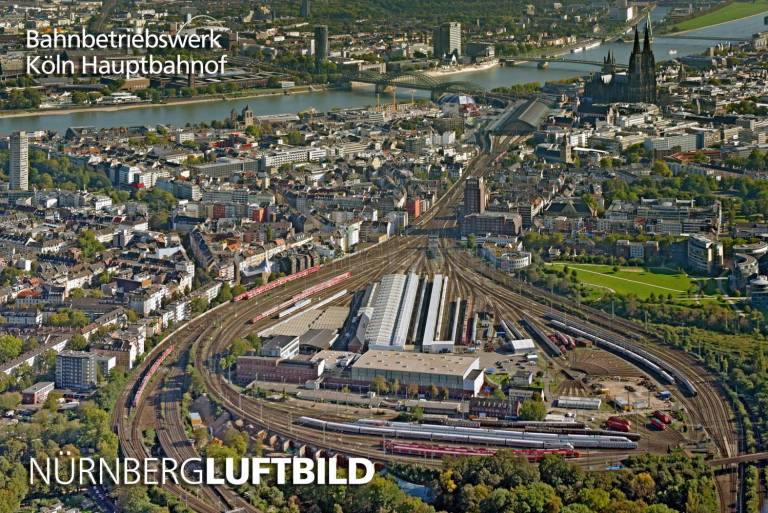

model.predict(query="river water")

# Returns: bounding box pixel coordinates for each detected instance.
[1,8,766,135]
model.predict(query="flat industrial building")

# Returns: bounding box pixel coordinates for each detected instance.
[261,306,349,337]
[350,349,484,396]
[507,338,536,354]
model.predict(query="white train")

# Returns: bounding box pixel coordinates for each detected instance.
[360,420,636,449]
[298,417,637,450]
[549,319,675,384]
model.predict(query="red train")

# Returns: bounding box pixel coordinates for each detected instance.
[552,331,576,350]
[460,298,473,345]
[382,441,580,461]
[233,265,320,302]
[652,411,672,424]
[133,345,175,407]
[649,417,667,431]
[607,416,632,428]
[250,300,291,324]
[605,419,631,433]
[291,272,351,302]
[249,272,352,323]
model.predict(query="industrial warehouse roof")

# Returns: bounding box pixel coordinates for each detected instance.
[261,306,349,337]
[364,274,408,347]
[353,349,479,377]
[262,335,299,352]
[298,329,338,351]
[508,338,535,353]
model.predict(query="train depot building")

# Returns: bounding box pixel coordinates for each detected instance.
[349,350,484,397]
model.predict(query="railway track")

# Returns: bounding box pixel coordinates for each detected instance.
[440,241,739,512]
[194,237,450,467]
[112,327,235,513]
[107,137,518,511]
[450,247,737,456]
[154,329,256,512]
[193,232,649,469]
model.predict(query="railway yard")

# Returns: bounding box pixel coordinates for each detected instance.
[111,142,748,513]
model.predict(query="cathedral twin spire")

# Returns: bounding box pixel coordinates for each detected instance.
[630,23,656,102]
[587,23,657,104]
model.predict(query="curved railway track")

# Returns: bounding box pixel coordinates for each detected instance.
[440,240,739,512]
[111,133,743,511]
[109,140,516,511]
[153,328,257,512]
[195,236,442,467]
[112,327,237,513]
[443,244,737,458]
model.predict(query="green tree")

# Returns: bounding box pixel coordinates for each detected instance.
[76,229,106,260]
[68,334,88,351]
[518,399,546,421]
[371,376,389,394]
[71,91,88,104]
[652,160,672,177]
[217,282,233,303]
[0,336,22,364]
[562,505,596,513]
[190,296,208,315]
[645,505,678,513]
[43,391,63,411]
[0,392,20,411]
[577,488,610,512]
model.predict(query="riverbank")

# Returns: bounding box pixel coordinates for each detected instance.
[0,85,327,119]
[664,0,768,33]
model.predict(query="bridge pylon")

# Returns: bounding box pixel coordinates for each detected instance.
[375,83,394,95]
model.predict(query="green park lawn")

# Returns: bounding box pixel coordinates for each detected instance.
[671,0,768,32]
[546,262,715,301]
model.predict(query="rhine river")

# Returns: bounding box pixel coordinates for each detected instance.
[1,8,766,135]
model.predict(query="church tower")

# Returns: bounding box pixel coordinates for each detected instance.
[584,24,657,104]
[627,27,644,102]
[242,105,254,127]
[641,24,657,103]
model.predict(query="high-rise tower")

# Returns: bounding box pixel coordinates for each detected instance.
[465,177,486,214]
[314,25,329,69]
[433,22,461,59]
[10,131,28,191]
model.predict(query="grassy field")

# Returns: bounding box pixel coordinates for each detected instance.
[671,0,768,32]
[547,262,708,300]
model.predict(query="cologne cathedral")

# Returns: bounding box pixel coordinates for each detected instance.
[584,25,657,104]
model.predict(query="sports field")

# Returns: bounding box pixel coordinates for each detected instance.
[546,262,702,299]
[671,0,768,32]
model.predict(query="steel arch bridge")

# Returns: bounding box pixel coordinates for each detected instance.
[347,69,485,97]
